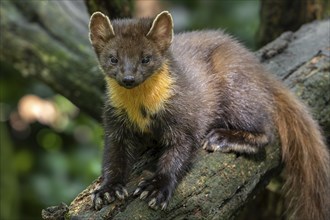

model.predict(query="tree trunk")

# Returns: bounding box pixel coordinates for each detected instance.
[1,1,329,219]
[84,0,134,19]
[257,0,329,47]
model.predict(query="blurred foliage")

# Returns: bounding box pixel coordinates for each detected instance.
[0,1,262,219]
[1,123,19,220]
[166,0,260,49]
[1,61,103,219]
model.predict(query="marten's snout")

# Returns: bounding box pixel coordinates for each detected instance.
[122,75,136,88]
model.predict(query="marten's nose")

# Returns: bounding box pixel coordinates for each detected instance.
[122,76,135,87]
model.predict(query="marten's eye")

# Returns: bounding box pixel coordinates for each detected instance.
[141,56,151,64]
[109,55,118,65]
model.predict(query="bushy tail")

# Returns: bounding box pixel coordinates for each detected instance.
[273,86,330,220]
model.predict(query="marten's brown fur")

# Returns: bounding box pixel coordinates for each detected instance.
[89,11,330,219]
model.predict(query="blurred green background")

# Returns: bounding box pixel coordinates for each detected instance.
[2,0,326,219]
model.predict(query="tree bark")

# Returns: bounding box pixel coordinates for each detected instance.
[1,1,329,219]
[1,0,104,121]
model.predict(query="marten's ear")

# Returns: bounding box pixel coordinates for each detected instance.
[146,11,173,51]
[89,12,115,54]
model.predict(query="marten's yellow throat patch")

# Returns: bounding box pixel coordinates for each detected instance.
[106,64,173,132]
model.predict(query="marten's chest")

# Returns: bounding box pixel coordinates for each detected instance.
[106,67,173,133]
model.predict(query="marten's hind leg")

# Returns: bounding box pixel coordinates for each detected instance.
[202,128,269,154]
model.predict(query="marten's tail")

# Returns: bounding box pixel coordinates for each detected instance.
[273,86,330,220]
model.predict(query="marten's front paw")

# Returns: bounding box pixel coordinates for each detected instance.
[92,183,128,210]
[133,176,173,210]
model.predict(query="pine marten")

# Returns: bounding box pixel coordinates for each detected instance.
[88,11,330,220]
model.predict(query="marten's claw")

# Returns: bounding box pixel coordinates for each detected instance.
[115,187,128,200]
[92,183,128,210]
[148,198,158,209]
[94,196,103,210]
[139,190,149,200]
[104,192,115,203]
[134,177,172,210]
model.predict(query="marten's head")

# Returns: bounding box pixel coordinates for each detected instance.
[89,11,173,89]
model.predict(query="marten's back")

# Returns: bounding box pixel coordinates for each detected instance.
[171,30,272,89]
[169,31,276,138]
